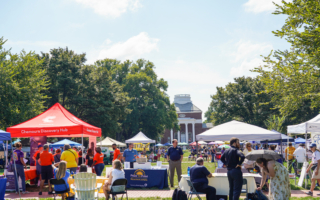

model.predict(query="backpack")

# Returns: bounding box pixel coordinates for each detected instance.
[172,188,188,200]
[246,190,268,200]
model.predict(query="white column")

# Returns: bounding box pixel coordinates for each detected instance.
[192,122,195,142]
[178,123,181,142]
[185,123,188,143]
[170,129,173,142]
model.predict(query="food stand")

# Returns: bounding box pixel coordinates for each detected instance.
[124,132,168,188]
[6,103,102,189]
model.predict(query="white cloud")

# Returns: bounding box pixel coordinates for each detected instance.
[243,0,289,13]
[97,32,159,60]
[72,0,142,18]
[230,58,263,76]
[227,40,273,76]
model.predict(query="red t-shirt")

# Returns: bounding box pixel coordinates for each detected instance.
[40,150,54,166]
[93,153,104,165]
[113,148,120,161]
[33,150,40,160]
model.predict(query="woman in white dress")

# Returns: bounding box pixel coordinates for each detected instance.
[103,159,125,200]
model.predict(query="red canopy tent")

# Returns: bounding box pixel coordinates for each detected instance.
[7,103,101,138]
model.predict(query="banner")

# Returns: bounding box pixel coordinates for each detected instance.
[133,143,150,151]
[30,136,47,166]
[125,169,168,189]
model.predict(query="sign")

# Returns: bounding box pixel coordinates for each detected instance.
[30,136,47,166]
[133,143,150,151]
[130,169,149,181]
[179,114,186,118]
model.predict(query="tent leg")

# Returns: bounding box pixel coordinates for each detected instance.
[305,131,307,188]
[100,137,102,148]
[5,141,8,176]
[11,140,21,199]
[82,134,84,164]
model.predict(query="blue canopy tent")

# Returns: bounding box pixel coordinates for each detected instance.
[163,142,171,146]
[0,129,13,198]
[260,130,294,144]
[295,137,306,144]
[49,139,81,148]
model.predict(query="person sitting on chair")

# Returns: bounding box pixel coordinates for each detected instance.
[79,164,87,172]
[53,161,70,200]
[190,157,216,200]
[103,159,125,200]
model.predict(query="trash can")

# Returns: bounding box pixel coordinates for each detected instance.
[0,177,7,199]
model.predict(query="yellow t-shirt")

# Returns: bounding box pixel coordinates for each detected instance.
[285,146,296,160]
[61,149,79,168]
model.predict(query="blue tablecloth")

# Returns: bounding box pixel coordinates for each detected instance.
[124,168,168,189]
[0,178,7,199]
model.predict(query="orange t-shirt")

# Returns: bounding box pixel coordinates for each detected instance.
[113,149,120,161]
[40,150,54,166]
[33,150,40,159]
[93,153,104,165]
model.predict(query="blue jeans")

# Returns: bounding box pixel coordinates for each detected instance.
[227,168,243,200]
[211,154,215,163]
[95,163,105,176]
[68,167,77,174]
[14,164,26,192]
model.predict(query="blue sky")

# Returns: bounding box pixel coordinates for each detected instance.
[0,0,290,119]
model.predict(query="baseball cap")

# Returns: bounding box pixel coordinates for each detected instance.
[38,144,43,148]
[309,143,317,148]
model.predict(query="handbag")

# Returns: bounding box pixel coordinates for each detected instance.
[311,163,318,171]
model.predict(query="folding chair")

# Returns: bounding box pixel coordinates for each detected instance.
[50,179,70,200]
[242,179,248,197]
[186,179,205,200]
[110,178,128,200]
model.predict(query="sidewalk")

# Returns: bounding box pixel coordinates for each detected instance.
[4,189,317,199]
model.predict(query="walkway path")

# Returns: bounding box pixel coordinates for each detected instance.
[4,189,316,199]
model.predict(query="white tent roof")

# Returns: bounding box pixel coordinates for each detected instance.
[97,137,126,147]
[125,131,155,143]
[196,120,281,141]
[287,114,320,134]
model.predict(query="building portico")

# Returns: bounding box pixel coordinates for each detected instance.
[161,94,213,143]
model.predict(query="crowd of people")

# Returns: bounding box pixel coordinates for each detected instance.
[10,137,320,200]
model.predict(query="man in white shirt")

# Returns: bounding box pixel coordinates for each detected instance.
[293,143,306,176]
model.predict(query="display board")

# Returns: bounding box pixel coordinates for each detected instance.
[134,143,150,151]
[298,162,309,187]
[30,136,47,166]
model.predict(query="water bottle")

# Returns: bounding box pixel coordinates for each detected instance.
[187,166,190,176]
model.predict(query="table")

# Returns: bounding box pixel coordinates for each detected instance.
[24,169,37,181]
[179,173,261,195]
[124,168,168,189]
[68,176,108,194]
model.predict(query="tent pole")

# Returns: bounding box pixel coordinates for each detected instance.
[82,134,84,164]
[100,136,102,148]
[5,141,8,176]
[305,125,308,188]
[11,139,21,199]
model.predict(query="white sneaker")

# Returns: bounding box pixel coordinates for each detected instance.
[22,191,30,194]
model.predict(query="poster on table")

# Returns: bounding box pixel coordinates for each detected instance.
[30,136,47,166]
[311,133,320,148]
[125,169,168,189]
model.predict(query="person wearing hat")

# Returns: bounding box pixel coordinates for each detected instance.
[32,144,44,185]
[306,143,320,196]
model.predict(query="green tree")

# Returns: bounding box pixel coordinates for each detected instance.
[95,58,179,141]
[253,0,320,120]
[264,115,286,133]
[0,37,48,130]
[39,48,131,138]
[205,76,277,128]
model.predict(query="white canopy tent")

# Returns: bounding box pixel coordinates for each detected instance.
[287,114,320,134]
[196,120,281,141]
[125,131,156,143]
[97,137,126,147]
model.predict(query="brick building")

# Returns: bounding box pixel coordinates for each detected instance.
[161,94,213,144]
